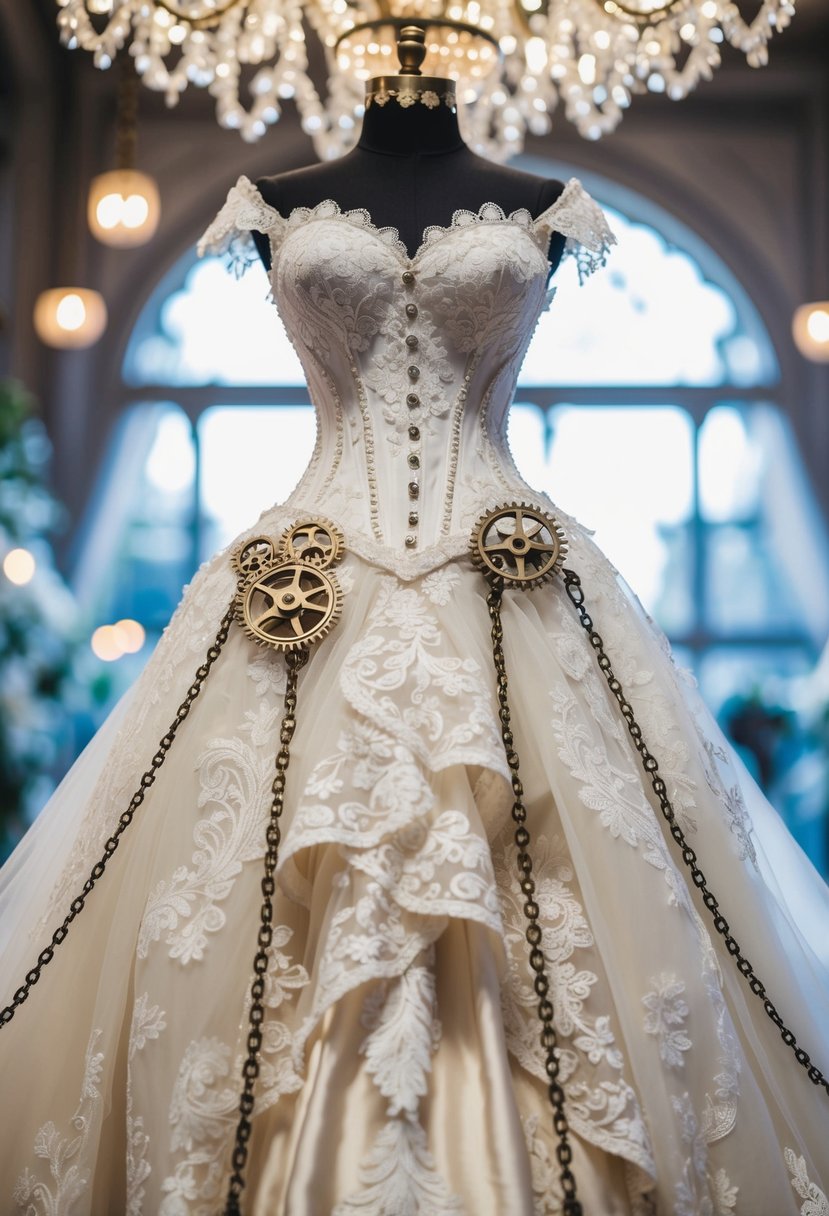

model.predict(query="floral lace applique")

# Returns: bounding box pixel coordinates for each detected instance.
[239,921,309,1114]
[421,565,461,606]
[14,1030,105,1215]
[494,830,654,1175]
[334,949,463,1214]
[344,809,503,928]
[671,1093,739,1216]
[359,950,441,1117]
[159,1037,238,1216]
[532,178,617,285]
[338,578,505,773]
[137,667,285,964]
[331,1118,465,1214]
[126,993,167,1215]
[785,1149,829,1216]
[642,973,692,1070]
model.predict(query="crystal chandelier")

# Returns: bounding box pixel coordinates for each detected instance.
[57,0,795,161]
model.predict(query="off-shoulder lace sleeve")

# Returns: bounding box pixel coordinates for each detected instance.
[534,178,617,285]
[196,175,286,277]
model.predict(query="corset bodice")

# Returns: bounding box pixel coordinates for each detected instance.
[199,176,614,571]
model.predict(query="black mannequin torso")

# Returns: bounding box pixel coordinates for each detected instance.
[252,95,566,269]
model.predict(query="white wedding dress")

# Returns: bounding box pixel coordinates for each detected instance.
[2,174,829,1216]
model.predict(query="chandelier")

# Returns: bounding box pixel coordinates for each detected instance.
[57,0,795,161]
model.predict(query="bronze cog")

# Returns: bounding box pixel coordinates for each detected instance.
[280,518,344,570]
[471,504,568,588]
[237,560,342,652]
[232,536,277,581]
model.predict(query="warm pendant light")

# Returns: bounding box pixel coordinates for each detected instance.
[33,288,108,349]
[792,302,829,363]
[87,59,160,248]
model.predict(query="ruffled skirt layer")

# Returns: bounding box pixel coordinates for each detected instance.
[2,509,829,1215]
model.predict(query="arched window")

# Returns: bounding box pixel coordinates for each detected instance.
[73,177,829,868]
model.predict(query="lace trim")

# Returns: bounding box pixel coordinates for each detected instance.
[197,174,616,278]
[197,174,285,277]
[533,177,618,285]
[366,84,457,111]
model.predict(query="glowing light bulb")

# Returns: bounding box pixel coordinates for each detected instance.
[792,302,829,362]
[113,618,146,653]
[806,309,829,344]
[55,293,86,331]
[33,287,107,349]
[3,548,36,585]
[88,170,160,247]
[91,625,124,662]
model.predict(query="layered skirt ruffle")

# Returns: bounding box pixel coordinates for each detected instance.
[2,505,829,1215]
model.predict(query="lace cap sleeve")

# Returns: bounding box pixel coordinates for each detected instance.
[196,175,286,277]
[534,179,617,285]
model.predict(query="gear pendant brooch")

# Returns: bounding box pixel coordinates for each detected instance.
[471,503,568,587]
[232,518,345,652]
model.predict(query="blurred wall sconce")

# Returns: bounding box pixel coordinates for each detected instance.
[792,301,829,363]
[33,288,108,349]
[88,59,160,248]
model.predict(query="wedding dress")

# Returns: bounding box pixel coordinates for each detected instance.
[2,174,829,1216]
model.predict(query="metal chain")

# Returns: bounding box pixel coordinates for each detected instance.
[562,568,829,1099]
[0,606,235,1031]
[486,581,583,1216]
[224,646,309,1216]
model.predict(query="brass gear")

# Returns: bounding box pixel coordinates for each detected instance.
[232,536,277,581]
[471,504,568,588]
[280,518,344,569]
[237,560,342,652]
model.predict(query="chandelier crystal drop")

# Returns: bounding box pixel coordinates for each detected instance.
[56,0,796,161]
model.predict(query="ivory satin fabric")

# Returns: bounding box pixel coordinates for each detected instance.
[1,178,829,1214]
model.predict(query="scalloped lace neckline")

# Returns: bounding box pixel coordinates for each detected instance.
[259,176,581,266]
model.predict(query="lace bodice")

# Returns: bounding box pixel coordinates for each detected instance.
[198,175,615,569]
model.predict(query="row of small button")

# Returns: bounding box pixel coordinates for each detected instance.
[403,270,420,548]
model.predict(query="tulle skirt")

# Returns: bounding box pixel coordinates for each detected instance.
[2,501,829,1215]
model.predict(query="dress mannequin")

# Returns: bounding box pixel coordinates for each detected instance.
[253,27,566,269]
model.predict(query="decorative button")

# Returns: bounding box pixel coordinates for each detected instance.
[408,511,419,526]
[408,365,420,381]
[406,393,420,408]
[408,481,419,499]
[405,335,419,350]
[402,271,415,286]
[407,453,420,469]
[406,303,418,319]
[405,535,417,548]
[408,424,420,440]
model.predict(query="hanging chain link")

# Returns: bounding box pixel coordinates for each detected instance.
[486,580,583,1216]
[562,568,829,1099]
[0,606,235,1031]
[224,646,309,1216]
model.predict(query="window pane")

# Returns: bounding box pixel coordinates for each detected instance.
[74,403,197,634]
[699,645,825,869]
[199,406,317,556]
[124,257,305,386]
[705,524,806,635]
[699,647,812,717]
[509,403,695,631]
[519,209,777,388]
[700,404,829,641]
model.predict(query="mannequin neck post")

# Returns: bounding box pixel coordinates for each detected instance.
[357,90,465,156]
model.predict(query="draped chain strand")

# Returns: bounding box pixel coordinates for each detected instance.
[562,567,829,1098]
[224,646,309,1216]
[0,606,235,1029]
[486,579,583,1216]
